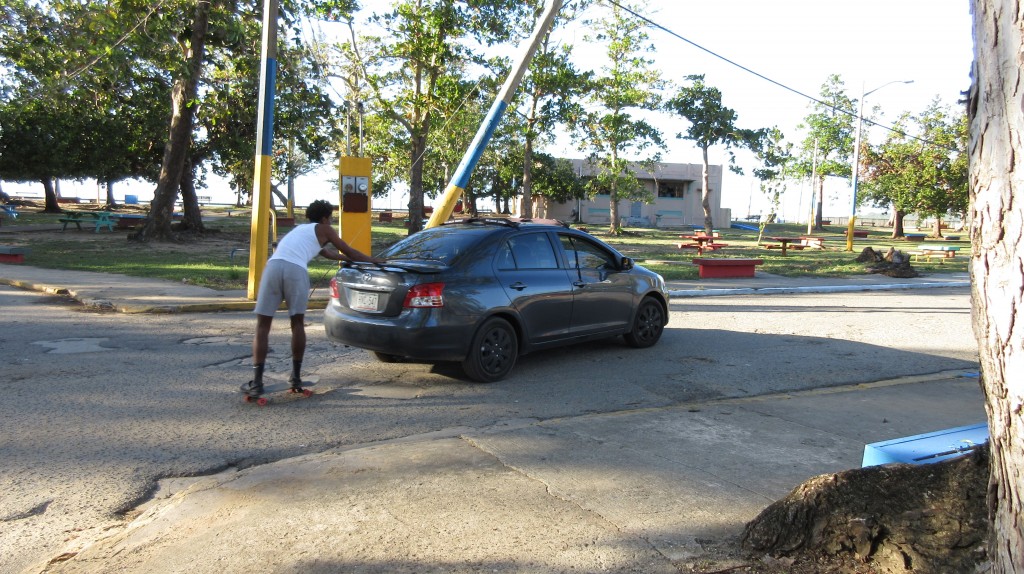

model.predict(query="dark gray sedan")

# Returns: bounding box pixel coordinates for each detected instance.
[324,218,669,382]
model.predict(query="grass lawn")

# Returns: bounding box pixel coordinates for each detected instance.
[0,205,968,289]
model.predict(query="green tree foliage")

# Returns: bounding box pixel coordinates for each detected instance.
[516,1,590,219]
[344,0,529,234]
[748,127,793,242]
[0,0,350,235]
[0,0,172,211]
[575,0,663,235]
[666,73,762,234]
[859,100,968,238]
[794,74,856,230]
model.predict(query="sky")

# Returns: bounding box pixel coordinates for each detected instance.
[546,0,974,221]
[4,0,975,222]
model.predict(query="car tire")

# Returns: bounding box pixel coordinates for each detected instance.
[624,297,665,348]
[371,351,403,363]
[462,317,518,383]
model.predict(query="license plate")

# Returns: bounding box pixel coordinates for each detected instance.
[350,290,379,311]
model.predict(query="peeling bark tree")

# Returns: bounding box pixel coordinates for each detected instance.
[969,1,1024,572]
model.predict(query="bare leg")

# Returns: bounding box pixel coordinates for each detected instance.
[253,314,274,365]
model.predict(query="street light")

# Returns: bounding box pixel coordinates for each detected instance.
[846,79,914,251]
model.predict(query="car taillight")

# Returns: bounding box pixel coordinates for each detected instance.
[403,283,444,308]
[329,277,340,299]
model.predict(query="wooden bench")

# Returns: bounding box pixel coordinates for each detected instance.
[905,233,926,241]
[378,212,394,223]
[59,211,114,232]
[691,257,764,278]
[0,245,31,264]
[764,244,805,251]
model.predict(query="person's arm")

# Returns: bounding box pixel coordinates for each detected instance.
[315,223,383,263]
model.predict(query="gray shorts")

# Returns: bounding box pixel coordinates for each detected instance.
[254,259,310,316]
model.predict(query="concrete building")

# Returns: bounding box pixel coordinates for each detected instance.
[534,159,730,228]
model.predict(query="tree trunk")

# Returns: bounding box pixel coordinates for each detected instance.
[891,209,907,238]
[41,178,60,213]
[934,216,944,239]
[609,149,621,234]
[814,176,825,231]
[132,0,209,242]
[969,2,1024,572]
[701,146,713,234]
[105,180,118,208]
[178,156,204,232]
[521,135,535,219]
[407,130,426,234]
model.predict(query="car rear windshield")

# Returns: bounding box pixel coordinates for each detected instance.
[380,226,494,264]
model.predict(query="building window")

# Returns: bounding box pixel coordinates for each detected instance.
[658,181,690,198]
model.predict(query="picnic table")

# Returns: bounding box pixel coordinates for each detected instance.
[677,234,728,255]
[59,211,115,232]
[910,244,962,263]
[764,236,805,256]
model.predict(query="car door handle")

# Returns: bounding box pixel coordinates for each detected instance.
[509,282,527,291]
[573,281,586,288]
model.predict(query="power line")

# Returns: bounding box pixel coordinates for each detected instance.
[604,0,956,151]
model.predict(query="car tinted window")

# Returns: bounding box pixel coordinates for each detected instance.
[508,233,558,269]
[560,235,616,270]
[381,227,491,263]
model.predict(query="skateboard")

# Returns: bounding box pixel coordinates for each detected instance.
[239,380,316,406]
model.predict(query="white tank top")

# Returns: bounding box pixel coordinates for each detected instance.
[270,223,323,267]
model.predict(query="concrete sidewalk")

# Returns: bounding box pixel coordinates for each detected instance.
[44,371,985,573]
[0,263,970,313]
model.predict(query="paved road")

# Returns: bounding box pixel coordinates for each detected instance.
[0,283,978,573]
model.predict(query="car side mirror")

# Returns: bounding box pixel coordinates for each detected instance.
[620,256,634,270]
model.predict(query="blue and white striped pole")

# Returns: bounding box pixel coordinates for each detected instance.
[425,0,563,228]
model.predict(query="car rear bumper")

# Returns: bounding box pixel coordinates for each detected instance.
[323,300,476,362]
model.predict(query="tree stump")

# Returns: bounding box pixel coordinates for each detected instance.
[742,446,989,573]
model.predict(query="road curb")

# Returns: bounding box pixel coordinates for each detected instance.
[669,281,970,298]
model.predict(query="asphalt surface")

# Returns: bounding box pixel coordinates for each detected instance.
[0,262,983,573]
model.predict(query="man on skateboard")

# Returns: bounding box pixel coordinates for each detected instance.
[241,200,381,400]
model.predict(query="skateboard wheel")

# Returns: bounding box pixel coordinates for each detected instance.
[257,397,268,406]
[302,389,313,397]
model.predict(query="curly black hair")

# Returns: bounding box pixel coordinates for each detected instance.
[305,199,335,223]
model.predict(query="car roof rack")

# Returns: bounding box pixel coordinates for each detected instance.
[441,217,569,229]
